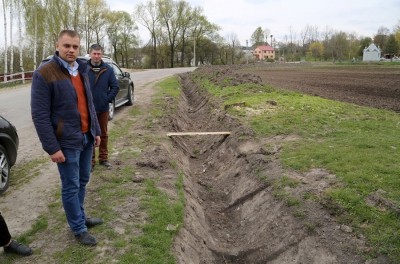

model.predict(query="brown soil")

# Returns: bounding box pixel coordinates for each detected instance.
[243,63,400,112]
[2,63,398,263]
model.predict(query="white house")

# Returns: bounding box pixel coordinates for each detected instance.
[363,43,381,61]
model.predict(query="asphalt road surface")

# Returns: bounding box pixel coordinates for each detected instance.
[0,67,196,165]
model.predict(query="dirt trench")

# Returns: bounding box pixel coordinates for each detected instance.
[167,72,372,264]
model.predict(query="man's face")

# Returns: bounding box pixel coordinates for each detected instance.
[56,34,80,65]
[90,49,103,64]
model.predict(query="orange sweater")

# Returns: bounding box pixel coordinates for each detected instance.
[71,73,89,133]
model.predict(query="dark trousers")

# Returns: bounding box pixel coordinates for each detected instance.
[0,213,12,247]
[92,111,109,164]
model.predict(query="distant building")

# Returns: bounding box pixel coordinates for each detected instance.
[253,45,275,61]
[363,43,381,62]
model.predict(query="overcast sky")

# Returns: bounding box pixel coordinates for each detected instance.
[0,0,399,47]
[105,0,400,45]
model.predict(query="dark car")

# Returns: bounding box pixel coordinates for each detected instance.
[40,55,134,120]
[0,115,19,194]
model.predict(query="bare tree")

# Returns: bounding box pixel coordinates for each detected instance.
[9,0,13,74]
[226,32,240,64]
[17,0,24,80]
[300,24,311,55]
[157,0,189,68]
[135,0,160,68]
[2,0,8,81]
[81,0,108,53]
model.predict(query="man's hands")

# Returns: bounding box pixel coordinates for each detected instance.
[95,136,101,147]
[50,136,100,163]
[51,150,65,163]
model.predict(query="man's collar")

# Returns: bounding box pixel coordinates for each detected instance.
[57,56,79,76]
[89,59,103,67]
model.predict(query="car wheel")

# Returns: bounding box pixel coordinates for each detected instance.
[125,84,134,106]
[0,145,10,194]
[108,101,115,120]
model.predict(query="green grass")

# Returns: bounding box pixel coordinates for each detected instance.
[195,67,400,261]
[123,174,185,264]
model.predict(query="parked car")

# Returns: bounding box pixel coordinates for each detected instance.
[0,115,19,194]
[40,55,134,120]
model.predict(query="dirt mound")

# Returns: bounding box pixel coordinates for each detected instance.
[164,70,377,263]
[191,66,263,87]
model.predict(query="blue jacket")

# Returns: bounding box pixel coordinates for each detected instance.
[31,52,101,155]
[88,60,119,113]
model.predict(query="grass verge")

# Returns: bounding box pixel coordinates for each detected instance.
[0,77,185,263]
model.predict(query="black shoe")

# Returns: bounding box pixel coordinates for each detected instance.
[75,231,97,246]
[99,160,112,168]
[4,240,33,256]
[85,217,103,228]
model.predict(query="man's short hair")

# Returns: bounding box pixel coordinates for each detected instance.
[58,30,80,40]
[90,44,104,52]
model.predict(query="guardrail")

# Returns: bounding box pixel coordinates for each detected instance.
[0,71,35,84]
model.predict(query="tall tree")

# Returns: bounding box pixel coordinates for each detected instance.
[226,32,240,64]
[104,11,122,62]
[9,0,13,74]
[82,0,108,52]
[17,0,24,80]
[394,20,400,51]
[2,0,8,80]
[177,2,192,67]
[309,42,324,61]
[157,0,189,68]
[374,26,390,50]
[383,34,399,58]
[250,26,264,47]
[189,6,219,66]
[135,0,160,68]
[331,31,348,61]
[117,11,138,67]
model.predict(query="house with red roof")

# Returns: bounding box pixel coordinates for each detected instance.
[253,45,275,61]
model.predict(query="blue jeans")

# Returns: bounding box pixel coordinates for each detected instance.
[57,133,93,235]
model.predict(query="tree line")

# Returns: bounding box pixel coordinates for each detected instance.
[250,24,400,62]
[1,0,400,77]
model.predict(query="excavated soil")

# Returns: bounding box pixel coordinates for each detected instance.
[156,64,399,264]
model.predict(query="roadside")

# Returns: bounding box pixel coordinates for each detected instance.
[0,68,191,263]
[1,63,398,263]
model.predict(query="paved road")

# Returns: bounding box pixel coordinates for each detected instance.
[0,67,196,165]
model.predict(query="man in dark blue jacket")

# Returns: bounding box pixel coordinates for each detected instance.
[88,44,119,170]
[31,30,103,246]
